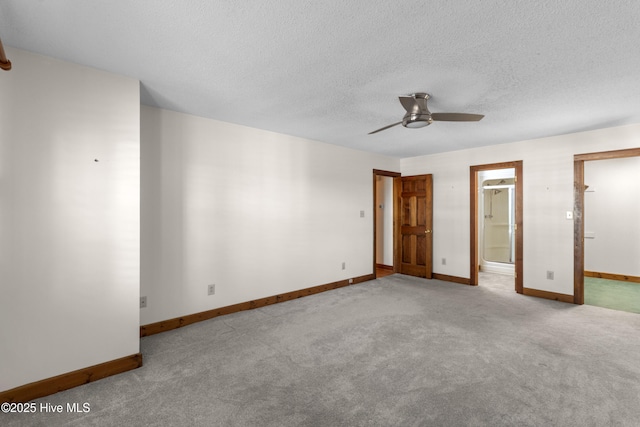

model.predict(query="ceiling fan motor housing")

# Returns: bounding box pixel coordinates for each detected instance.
[403,113,432,128]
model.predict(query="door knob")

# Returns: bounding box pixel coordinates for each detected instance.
[425,229,432,233]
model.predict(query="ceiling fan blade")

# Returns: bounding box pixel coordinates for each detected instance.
[431,113,484,122]
[368,121,403,135]
[399,96,417,113]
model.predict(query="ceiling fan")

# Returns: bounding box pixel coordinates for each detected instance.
[369,93,483,134]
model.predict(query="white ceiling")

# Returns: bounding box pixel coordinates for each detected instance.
[2,1,640,158]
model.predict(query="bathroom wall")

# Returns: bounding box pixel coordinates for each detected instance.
[478,170,515,269]
[482,184,512,263]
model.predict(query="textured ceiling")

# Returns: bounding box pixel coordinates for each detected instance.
[2,1,640,158]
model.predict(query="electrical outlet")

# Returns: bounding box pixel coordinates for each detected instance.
[140,296,147,308]
[442,258,447,265]
[208,284,215,296]
[360,210,365,218]
[349,278,353,284]
[546,271,554,280]
[342,262,346,270]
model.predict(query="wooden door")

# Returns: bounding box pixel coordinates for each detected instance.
[396,174,433,278]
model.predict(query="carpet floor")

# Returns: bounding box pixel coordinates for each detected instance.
[5,274,640,426]
[585,277,640,314]
[479,271,515,292]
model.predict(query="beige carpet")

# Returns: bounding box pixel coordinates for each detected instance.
[5,274,640,426]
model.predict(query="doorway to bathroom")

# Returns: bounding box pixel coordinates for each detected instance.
[479,169,516,277]
[470,161,523,293]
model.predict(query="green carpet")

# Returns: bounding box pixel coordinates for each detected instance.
[585,277,640,314]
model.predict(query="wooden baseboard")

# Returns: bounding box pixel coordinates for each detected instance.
[141,273,376,337]
[0,353,142,403]
[585,270,640,284]
[376,264,393,271]
[523,287,574,304]
[432,273,472,285]
[435,275,573,304]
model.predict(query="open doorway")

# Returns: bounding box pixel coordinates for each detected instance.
[584,156,640,313]
[470,161,523,293]
[573,147,640,306]
[373,170,400,278]
[479,169,516,275]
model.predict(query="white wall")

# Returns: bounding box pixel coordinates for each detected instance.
[402,124,640,295]
[141,106,399,325]
[0,49,140,392]
[584,156,640,276]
